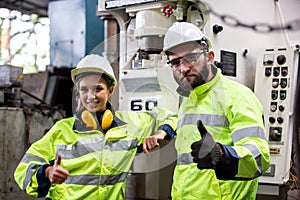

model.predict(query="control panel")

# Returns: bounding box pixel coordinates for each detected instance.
[254,46,299,184]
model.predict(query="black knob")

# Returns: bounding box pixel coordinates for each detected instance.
[214,61,223,70]
[272,91,278,100]
[278,105,285,112]
[213,24,223,34]
[269,128,282,141]
[277,55,286,65]
[273,68,280,77]
[269,117,276,123]
[277,117,284,124]
[265,68,272,77]
[280,79,287,88]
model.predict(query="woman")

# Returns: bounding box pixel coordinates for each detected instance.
[14,54,174,200]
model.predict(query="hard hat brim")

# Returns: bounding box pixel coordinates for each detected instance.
[71,67,117,85]
[161,39,211,56]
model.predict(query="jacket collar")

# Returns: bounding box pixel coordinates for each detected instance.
[192,66,220,96]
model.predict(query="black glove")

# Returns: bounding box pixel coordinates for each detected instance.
[191,120,222,169]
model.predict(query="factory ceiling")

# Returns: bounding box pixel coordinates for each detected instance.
[0,0,49,17]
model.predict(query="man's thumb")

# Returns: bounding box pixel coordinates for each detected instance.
[196,120,216,159]
[56,153,62,166]
[197,120,207,138]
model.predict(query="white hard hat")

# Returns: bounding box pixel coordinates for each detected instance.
[71,54,117,85]
[163,22,212,54]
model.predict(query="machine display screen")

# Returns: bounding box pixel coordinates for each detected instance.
[123,77,161,92]
[220,50,237,77]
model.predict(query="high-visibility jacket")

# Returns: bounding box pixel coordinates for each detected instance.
[14,107,173,200]
[169,68,270,200]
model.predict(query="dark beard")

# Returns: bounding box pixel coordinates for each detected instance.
[174,63,209,93]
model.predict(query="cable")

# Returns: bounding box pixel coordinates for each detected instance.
[274,0,290,45]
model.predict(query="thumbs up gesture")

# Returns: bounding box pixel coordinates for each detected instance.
[45,153,69,184]
[191,120,222,169]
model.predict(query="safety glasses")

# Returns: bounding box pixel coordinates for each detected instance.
[167,50,207,71]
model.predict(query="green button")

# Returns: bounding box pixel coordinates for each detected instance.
[280,92,286,99]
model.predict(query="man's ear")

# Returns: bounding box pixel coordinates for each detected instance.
[206,51,215,64]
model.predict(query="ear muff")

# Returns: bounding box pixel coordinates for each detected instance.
[101,109,113,131]
[81,109,113,131]
[81,110,97,130]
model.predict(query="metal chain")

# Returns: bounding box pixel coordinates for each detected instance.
[205,4,300,33]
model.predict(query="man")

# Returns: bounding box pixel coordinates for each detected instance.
[143,22,270,200]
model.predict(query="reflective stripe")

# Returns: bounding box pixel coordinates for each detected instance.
[57,137,104,159]
[23,163,39,190]
[177,153,193,165]
[21,154,48,190]
[64,172,128,185]
[21,153,48,164]
[243,143,262,177]
[57,137,138,159]
[231,126,266,143]
[105,139,138,151]
[178,113,229,127]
